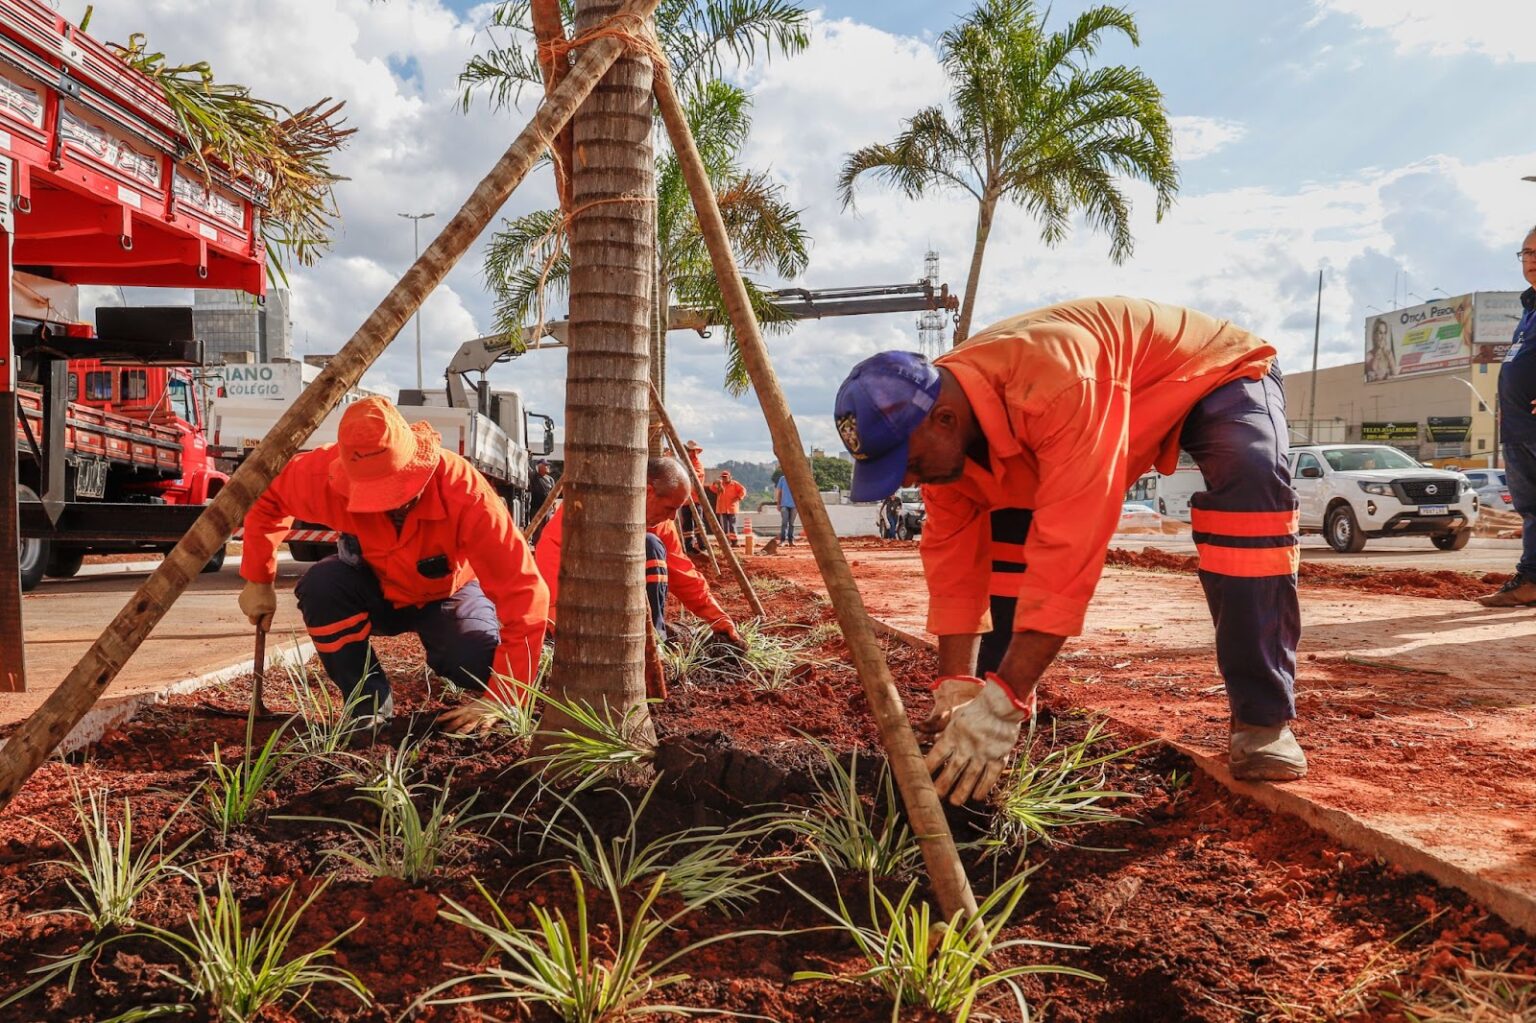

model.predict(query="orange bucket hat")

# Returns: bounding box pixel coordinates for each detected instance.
[327,397,442,513]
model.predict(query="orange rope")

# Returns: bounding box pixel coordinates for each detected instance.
[524,192,657,349]
[536,13,665,71]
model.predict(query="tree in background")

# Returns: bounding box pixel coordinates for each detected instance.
[838,0,1178,342]
[810,455,852,492]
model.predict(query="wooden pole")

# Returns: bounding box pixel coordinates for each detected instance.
[652,59,978,922]
[648,381,763,619]
[0,0,663,812]
[526,476,566,537]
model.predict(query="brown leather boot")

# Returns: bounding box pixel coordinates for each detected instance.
[1477,575,1536,607]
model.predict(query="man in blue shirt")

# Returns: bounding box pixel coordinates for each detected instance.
[775,469,797,545]
[1478,226,1536,606]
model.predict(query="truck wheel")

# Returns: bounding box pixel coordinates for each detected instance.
[288,542,327,563]
[1325,505,1367,554]
[17,486,47,592]
[201,544,228,573]
[1431,529,1472,552]
[45,547,85,579]
[896,518,913,541]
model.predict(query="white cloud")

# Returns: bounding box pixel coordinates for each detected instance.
[1315,0,1536,62]
[1170,116,1247,161]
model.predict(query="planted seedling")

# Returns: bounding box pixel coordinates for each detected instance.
[423,867,769,1021]
[522,693,656,795]
[203,723,293,837]
[791,739,922,878]
[985,718,1143,852]
[791,866,1098,1022]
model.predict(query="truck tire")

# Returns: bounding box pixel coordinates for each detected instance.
[1325,504,1367,554]
[17,486,47,592]
[201,544,228,573]
[44,547,85,579]
[1431,529,1471,552]
[289,542,335,563]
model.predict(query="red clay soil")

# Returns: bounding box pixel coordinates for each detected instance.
[1,571,1533,1021]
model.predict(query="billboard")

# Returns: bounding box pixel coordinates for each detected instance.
[1426,416,1472,442]
[1361,422,1420,442]
[1365,291,1524,381]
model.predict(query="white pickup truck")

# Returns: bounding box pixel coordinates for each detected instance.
[1288,444,1477,553]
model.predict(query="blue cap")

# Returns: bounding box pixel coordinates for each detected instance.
[834,351,941,502]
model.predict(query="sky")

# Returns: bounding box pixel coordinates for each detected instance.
[80,0,1536,462]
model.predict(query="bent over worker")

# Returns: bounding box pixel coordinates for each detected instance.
[534,457,744,645]
[834,298,1304,802]
[238,397,549,733]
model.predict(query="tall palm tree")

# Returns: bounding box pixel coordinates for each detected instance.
[541,0,657,742]
[839,0,1179,343]
[483,79,809,396]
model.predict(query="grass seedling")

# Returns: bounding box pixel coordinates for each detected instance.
[523,694,656,795]
[536,781,774,915]
[152,873,369,1022]
[204,727,292,837]
[791,740,921,878]
[40,783,200,933]
[791,867,1098,1022]
[662,619,831,692]
[423,867,764,1021]
[287,663,368,758]
[986,718,1143,852]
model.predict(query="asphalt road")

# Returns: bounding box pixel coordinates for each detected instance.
[1110,533,1522,574]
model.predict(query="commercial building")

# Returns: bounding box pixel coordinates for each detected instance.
[192,288,292,364]
[1284,291,1523,467]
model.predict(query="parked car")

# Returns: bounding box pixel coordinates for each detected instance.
[1117,502,1163,533]
[1460,469,1513,512]
[875,487,926,540]
[1288,444,1477,553]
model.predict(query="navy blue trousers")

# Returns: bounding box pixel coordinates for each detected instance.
[978,367,1299,727]
[645,533,668,634]
[295,556,500,711]
[1503,435,1536,579]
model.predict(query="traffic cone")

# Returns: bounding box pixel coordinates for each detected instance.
[742,515,756,556]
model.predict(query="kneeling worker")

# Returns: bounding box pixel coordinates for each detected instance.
[834,298,1305,803]
[237,397,550,733]
[536,456,744,645]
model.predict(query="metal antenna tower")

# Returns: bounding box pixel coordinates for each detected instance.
[917,250,947,356]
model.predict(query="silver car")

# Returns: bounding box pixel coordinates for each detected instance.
[1461,469,1513,512]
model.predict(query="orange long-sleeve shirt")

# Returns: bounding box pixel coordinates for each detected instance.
[534,504,730,629]
[921,297,1275,639]
[711,480,746,515]
[240,444,549,688]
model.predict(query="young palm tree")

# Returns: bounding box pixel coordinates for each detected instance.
[839,0,1179,343]
[539,0,658,744]
[483,79,809,395]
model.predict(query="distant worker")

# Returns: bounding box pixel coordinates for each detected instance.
[237,397,550,734]
[835,298,1306,803]
[530,459,556,512]
[680,440,707,553]
[1479,226,1536,607]
[775,470,798,545]
[711,469,747,542]
[532,456,744,650]
[881,492,903,539]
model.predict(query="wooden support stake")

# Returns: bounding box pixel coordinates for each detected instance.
[526,476,566,538]
[0,0,664,813]
[648,381,763,619]
[652,59,978,922]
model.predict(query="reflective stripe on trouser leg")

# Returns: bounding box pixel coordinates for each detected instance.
[295,556,391,712]
[978,508,1033,676]
[644,533,668,635]
[1181,367,1300,727]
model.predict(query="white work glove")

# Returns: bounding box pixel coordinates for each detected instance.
[915,675,985,740]
[238,580,276,633]
[924,677,1036,806]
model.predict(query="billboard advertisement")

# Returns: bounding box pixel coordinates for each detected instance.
[1361,422,1420,442]
[1365,291,1525,381]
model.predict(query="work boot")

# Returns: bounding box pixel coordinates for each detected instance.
[1476,574,1536,607]
[1229,722,1308,781]
[345,691,394,746]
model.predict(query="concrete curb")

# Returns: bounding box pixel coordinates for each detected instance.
[812,585,1536,936]
[58,636,316,755]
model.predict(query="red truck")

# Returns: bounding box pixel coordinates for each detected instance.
[14,350,228,588]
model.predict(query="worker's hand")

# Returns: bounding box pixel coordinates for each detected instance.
[710,620,746,651]
[916,675,985,739]
[238,581,277,633]
[924,678,1035,806]
[437,696,506,735]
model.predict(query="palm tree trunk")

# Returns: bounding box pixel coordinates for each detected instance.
[540,0,656,746]
[954,192,998,345]
[648,256,667,455]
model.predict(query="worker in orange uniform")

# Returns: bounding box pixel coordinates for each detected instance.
[534,457,744,646]
[680,440,708,553]
[237,397,549,734]
[834,298,1305,802]
[710,469,747,542]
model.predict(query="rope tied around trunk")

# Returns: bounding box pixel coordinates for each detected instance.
[522,192,658,350]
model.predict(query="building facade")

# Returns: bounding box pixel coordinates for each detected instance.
[192,288,292,364]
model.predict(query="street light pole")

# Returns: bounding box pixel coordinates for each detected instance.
[399,211,435,390]
[1450,375,1497,468]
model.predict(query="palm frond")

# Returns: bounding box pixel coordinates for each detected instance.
[660,0,810,92]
